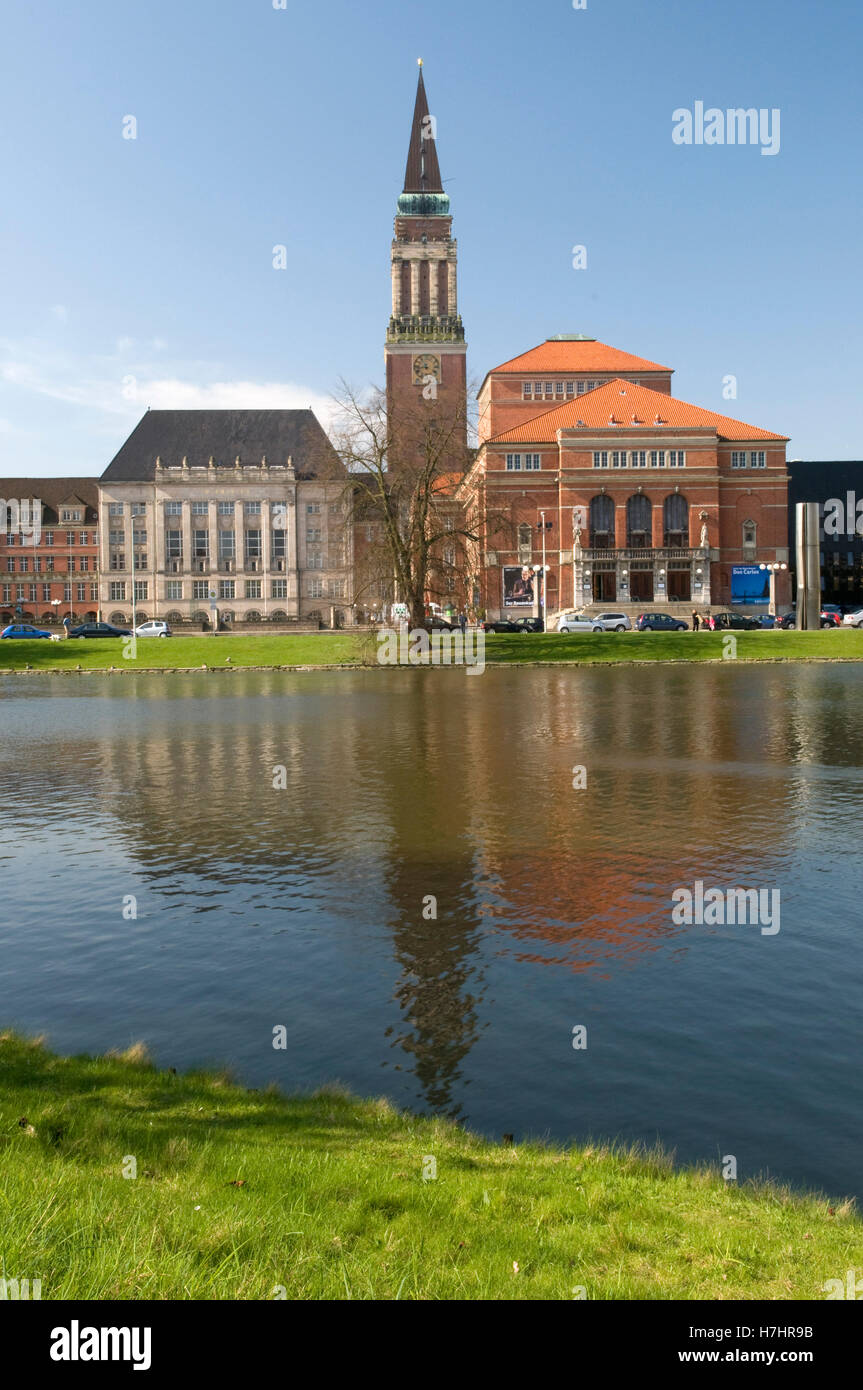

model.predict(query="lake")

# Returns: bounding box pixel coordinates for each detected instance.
[1,664,861,1198]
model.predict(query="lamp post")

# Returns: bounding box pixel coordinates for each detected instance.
[759,561,788,618]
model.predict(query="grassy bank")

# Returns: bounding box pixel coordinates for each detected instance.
[0,628,862,672]
[0,1033,859,1300]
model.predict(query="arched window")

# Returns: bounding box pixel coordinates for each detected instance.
[626,494,652,547]
[663,494,689,547]
[590,494,615,548]
[742,519,757,555]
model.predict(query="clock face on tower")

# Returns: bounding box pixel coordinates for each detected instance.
[412,353,441,386]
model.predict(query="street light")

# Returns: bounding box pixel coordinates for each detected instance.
[759,561,788,617]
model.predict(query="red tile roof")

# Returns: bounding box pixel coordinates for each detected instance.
[486,338,673,377]
[489,379,787,444]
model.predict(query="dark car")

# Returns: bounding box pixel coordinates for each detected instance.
[636,613,688,632]
[779,607,840,630]
[758,614,781,628]
[69,622,132,638]
[422,616,457,632]
[711,611,761,631]
[482,616,544,634]
[0,623,53,639]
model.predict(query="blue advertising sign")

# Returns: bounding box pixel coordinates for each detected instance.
[731,565,770,606]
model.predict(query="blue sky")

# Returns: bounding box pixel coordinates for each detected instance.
[1,0,861,476]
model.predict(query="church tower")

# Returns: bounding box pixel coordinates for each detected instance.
[385,63,467,451]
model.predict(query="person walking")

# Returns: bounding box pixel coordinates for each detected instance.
[458,610,467,635]
[691,610,700,631]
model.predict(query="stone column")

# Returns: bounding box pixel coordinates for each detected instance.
[208,501,218,579]
[181,501,192,578]
[261,496,271,611]
[429,258,439,316]
[447,260,457,316]
[234,499,244,597]
[410,259,420,316]
[391,260,402,316]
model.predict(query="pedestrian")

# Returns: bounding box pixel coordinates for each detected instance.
[705,611,714,631]
[62,614,72,638]
[458,610,467,635]
[691,609,700,631]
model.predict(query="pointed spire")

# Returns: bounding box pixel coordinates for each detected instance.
[403,62,443,194]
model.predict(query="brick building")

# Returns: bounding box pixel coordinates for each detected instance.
[0,479,100,627]
[461,339,791,620]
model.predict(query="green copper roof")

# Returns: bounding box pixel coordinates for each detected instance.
[397,191,451,216]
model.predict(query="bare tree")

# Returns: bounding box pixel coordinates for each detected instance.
[326,381,486,629]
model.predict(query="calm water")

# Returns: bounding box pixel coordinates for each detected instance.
[1,665,862,1198]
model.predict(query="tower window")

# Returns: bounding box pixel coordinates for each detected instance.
[523,382,531,399]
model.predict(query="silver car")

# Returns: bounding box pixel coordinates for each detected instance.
[556,611,605,633]
[593,611,632,632]
[842,608,863,629]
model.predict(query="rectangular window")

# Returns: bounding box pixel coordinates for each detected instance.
[191,500,209,515]
[307,552,324,570]
[79,556,89,571]
[192,581,209,600]
[68,557,75,572]
[20,556,29,572]
[751,450,765,468]
[524,453,540,470]
[272,531,286,558]
[42,583,51,601]
[612,451,627,468]
[522,382,531,399]
[506,454,522,471]
[1,584,9,601]
[193,530,209,557]
[132,529,147,547]
[544,382,553,397]
[17,584,26,600]
[243,501,261,515]
[219,580,235,599]
[77,583,87,601]
[731,451,743,468]
[593,451,609,468]
[109,530,123,546]
[218,531,235,558]
[133,581,148,600]
[308,578,324,598]
[217,501,234,516]
[109,503,124,516]
[166,530,183,558]
[534,382,542,396]
[44,531,53,545]
[109,582,126,601]
[34,556,42,572]
[46,556,54,571]
[66,531,75,546]
[130,502,146,517]
[565,381,574,395]
[29,584,38,601]
[166,581,183,600]
[245,529,262,558]
[329,578,346,598]
[444,546,455,567]
[307,503,321,514]
[90,583,98,601]
[110,553,125,570]
[78,531,87,545]
[271,580,287,599]
[669,450,686,468]
[5,533,14,545]
[555,382,564,396]
[576,381,586,395]
[650,450,666,468]
[245,580,262,598]
[164,501,182,517]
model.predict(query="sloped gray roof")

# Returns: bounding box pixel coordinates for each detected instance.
[100,409,341,482]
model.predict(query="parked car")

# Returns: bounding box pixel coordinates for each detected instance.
[135,620,172,637]
[710,611,761,631]
[0,623,52,639]
[779,607,841,630]
[593,611,632,632]
[482,616,544,634]
[822,604,844,620]
[556,611,604,634]
[758,614,781,628]
[636,613,688,632]
[69,622,132,638]
[422,616,457,632]
[842,607,863,628]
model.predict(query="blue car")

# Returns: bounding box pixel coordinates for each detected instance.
[1,623,52,639]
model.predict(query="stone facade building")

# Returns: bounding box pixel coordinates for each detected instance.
[98,409,352,627]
